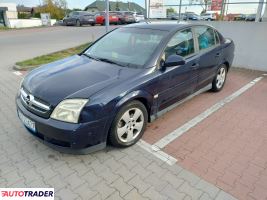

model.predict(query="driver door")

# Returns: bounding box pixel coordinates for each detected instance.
[157,28,199,111]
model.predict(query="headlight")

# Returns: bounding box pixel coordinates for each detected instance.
[51,99,88,123]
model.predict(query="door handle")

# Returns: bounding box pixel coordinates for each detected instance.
[215,52,221,57]
[191,63,199,68]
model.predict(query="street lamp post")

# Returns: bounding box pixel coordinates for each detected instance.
[105,0,110,33]
[178,0,182,22]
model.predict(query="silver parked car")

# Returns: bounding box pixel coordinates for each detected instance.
[63,11,95,26]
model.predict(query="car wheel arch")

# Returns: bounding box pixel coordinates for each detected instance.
[115,90,154,122]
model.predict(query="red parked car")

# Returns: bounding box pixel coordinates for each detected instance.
[95,12,119,25]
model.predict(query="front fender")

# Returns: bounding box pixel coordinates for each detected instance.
[115,90,154,113]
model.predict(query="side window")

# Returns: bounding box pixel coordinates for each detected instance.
[163,29,195,59]
[195,26,216,50]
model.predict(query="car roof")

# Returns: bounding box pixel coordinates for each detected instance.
[124,22,209,32]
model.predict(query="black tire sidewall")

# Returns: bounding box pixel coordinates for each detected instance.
[109,100,148,147]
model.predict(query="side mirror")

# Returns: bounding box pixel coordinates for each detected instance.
[164,54,185,67]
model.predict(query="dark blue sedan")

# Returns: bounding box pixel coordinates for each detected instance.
[16,23,235,153]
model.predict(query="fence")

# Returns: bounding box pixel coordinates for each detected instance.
[150,0,267,21]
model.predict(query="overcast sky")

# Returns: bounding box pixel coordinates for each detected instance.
[0,0,264,14]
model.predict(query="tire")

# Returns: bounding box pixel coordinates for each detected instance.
[76,20,81,27]
[109,100,148,147]
[63,20,67,26]
[91,23,95,26]
[211,64,227,92]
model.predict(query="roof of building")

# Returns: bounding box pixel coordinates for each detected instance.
[85,1,145,14]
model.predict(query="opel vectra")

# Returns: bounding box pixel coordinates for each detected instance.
[16,23,235,153]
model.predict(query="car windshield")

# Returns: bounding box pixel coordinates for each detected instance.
[84,28,167,68]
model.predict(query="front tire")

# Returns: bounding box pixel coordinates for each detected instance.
[76,20,81,26]
[211,64,227,92]
[109,101,148,147]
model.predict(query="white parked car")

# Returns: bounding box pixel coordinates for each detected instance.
[201,13,217,21]
[133,12,145,22]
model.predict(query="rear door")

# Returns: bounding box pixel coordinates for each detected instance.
[193,26,223,90]
[157,28,199,111]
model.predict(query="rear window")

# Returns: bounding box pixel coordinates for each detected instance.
[195,26,216,50]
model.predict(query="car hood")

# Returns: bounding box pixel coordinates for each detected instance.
[23,55,143,106]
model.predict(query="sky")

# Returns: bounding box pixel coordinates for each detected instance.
[0,0,265,14]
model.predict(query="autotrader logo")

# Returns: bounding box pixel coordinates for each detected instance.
[0,188,54,200]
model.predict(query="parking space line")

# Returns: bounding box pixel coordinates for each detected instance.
[13,71,23,76]
[137,140,177,165]
[153,76,263,149]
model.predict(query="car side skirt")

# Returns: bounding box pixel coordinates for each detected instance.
[150,83,212,122]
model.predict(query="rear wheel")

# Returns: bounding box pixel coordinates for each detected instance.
[211,64,227,92]
[109,101,148,147]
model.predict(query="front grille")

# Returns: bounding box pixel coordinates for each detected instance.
[20,87,52,118]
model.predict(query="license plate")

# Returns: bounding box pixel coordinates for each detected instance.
[18,110,36,132]
[89,19,93,21]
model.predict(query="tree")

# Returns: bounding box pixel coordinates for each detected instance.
[115,1,120,11]
[200,0,209,14]
[36,0,68,20]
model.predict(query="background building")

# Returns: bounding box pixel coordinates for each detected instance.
[85,0,145,14]
[0,3,18,27]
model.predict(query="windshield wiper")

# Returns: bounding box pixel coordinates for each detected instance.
[82,53,100,61]
[97,58,126,68]
[83,54,126,68]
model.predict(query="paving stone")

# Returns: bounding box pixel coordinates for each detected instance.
[196,179,220,199]
[98,167,120,184]
[81,170,102,187]
[215,191,238,200]
[143,187,168,200]
[74,183,98,200]
[131,164,152,179]
[143,173,169,192]
[114,165,136,182]
[93,181,116,199]
[64,173,86,189]
[146,162,168,178]
[199,193,213,200]
[56,188,79,200]
[178,182,203,200]
[161,171,184,189]
[128,175,151,194]
[177,170,201,186]
[111,177,133,197]
[124,188,149,200]
[106,191,124,200]
[161,184,186,200]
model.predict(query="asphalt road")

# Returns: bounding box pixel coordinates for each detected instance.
[0,26,116,67]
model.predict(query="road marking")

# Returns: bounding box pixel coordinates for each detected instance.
[137,140,177,165]
[13,71,23,76]
[153,76,263,149]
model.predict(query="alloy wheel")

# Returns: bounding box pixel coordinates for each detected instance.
[117,108,144,143]
[216,67,226,89]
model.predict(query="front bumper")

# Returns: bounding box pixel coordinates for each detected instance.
[16,97,109,154]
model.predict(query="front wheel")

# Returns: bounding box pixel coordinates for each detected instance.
[211,64,227,92]
[76,20,81,26]
[109,101,148,147]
